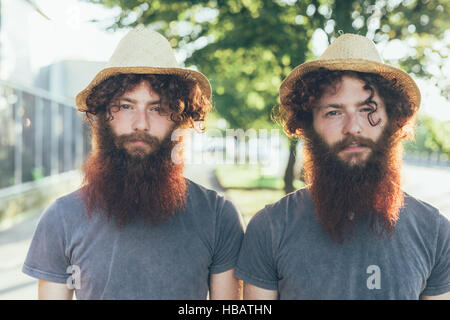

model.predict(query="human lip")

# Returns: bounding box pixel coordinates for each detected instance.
[129,140,148,146]
[343,143,366,152]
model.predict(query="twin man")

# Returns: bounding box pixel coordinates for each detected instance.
[23,28,449,300]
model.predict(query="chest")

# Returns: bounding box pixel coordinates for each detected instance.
[67,218,214,299]
[275,226,431,299]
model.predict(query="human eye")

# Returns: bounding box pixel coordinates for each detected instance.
[149,104,170,116]
[325,110,340,117]
[361,101,377,113]
[119,104,132,110]
[110,103,131,113]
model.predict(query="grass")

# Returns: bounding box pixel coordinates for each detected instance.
[215,164,304,226]
[215,164,303,190]
[225,189,285,226]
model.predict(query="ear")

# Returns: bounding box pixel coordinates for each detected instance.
[397,117,416,141]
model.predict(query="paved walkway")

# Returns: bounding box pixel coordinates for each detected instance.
[402,163,450,220]
[0,162,448,299]
[184,163,225,195]
[0,211,41,299]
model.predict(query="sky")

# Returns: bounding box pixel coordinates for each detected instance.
[27,0,128,70]
[2,0,450,121]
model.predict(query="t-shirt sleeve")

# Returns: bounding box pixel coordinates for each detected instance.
[22,199,71,284]
[422,213,450,296]
[234,209,278,290]
[209,199,244,274]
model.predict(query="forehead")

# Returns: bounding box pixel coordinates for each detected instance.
[119,81,160,99]
[316,75,383,107]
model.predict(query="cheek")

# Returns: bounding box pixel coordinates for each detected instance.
[368,111,389,140]
[151,117,175,138]
[108,117,123,135]
[313,117,342,146]
[109,112,133,134]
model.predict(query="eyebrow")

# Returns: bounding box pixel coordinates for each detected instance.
[320,103,343,110]
[319,99,376,110]
[118,97,161,106]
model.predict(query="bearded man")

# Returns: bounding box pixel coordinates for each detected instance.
[235,34,450,300]
[23,28,244,300]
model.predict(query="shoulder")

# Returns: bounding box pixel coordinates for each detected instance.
[54,188,85,210]
[402,193,447,226]
[403,193,441,217]
[183,179,244,245]
[264,187,313,213]
[185,179,235,213]
[186,179,222,200]
[400,192,450,240]
[38,188,87,227]
[246,187,314,240]
[249,187,313,227]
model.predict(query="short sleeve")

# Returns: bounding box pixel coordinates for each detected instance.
[234,209,278,290]
[209,199,244,274]
[22,199,72,284]
[422,213,450,296]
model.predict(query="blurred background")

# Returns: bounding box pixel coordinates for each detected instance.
[0,0,449,299]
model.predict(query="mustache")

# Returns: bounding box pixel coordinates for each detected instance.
[329,135,379,154]
[114,132,160,147]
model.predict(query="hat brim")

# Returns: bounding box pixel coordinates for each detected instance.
[279,59,421,111]
[76,66,212,112]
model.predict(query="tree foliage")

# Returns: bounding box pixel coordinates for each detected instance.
[405,114,450,155]
[86,0,450,191]
[87,0,450,128]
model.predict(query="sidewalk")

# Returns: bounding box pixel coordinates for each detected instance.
[183,163,224,194]
[0,210,40,299]
[402,163,450,220]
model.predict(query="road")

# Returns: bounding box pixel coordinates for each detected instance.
[0,162,448,300]
[402,163,450,220]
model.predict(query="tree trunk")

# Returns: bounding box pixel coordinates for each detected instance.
[283,139,298,194]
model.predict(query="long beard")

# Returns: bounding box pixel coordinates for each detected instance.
[302,126,404,244]
[81,120,187,228]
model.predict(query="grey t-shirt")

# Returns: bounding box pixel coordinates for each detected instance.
[23,179,244,300]
[235,188,450,299]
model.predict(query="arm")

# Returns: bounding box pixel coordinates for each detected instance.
[210,269,242,300]
[420,214,450,301]
[38,280,74,300]
[420,291,450,300]
[243,282,278,300]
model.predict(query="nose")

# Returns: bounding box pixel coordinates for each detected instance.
[131,108,149,132]
[342,112,362,136]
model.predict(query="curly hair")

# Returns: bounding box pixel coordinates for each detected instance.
[274,68,416,139]
[82,73,212,130]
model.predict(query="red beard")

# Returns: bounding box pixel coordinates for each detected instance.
[302,126,404,244]
[81,118,187,228]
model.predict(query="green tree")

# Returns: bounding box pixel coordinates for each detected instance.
[421,115,450,155]
[87,0,450,193]
[404,115,450,163]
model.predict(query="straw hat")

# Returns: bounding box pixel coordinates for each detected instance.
[279,33,421,110]
[76,27,212,112]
